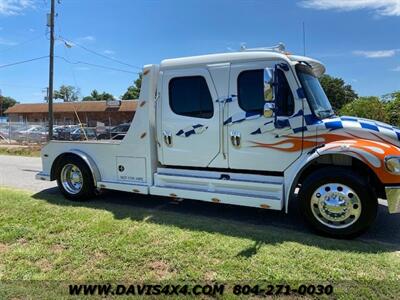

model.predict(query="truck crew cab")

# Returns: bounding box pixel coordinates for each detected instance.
[36,45,400,238]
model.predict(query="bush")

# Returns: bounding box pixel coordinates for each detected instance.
[384,92,400,127]
[339,96,388,123]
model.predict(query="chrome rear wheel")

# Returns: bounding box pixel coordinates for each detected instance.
[60,163,83,195]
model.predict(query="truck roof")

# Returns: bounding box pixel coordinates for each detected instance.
[160,51,326,76]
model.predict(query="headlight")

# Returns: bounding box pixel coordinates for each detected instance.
[385,156,400,175]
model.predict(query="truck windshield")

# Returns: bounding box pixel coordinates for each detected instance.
[296,63,334,119]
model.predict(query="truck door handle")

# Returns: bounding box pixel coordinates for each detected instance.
[163,130,172,146]
[230,130,241,148]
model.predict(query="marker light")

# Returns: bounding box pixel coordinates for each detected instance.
[385,156,400,175]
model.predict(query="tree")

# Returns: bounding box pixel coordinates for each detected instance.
[122,73,142,100]
[82,89,114,101]
[384,91,400,127]
[0,96,17,117]
[339,96,388,123]
[54,85,80,102]
[319,75,358,112]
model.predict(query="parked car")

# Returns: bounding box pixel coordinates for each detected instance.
[55,125,80,141]
[0,126,9,139]
[14,126,47,143]
[97,123,131,140]
[70,127,97,141]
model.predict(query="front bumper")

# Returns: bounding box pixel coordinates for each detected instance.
[35,172,51,181]
[386,186,400,213]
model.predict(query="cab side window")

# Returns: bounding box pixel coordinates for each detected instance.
[238,70,265,114]
[169,76,214,119]
[237,68,294,116]
[275,69,294,117]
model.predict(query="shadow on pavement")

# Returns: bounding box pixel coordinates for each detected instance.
[33,187,400,254]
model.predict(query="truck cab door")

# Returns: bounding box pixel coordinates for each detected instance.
[226,61,303,172]
[159,68,220,167]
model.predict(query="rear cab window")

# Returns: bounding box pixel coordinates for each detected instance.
[169,76,214,119]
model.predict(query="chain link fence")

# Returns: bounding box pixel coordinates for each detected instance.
[0,120,131,145]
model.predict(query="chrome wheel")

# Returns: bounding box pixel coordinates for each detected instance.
[60,164,83,195]
[311,183,362,229]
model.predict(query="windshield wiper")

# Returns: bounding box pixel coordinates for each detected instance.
[316,109,335,119]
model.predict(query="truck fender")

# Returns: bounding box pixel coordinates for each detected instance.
[284,151,320,213]
[285,138,392,212]
[51,149,101,185]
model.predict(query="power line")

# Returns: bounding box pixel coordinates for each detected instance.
[55,55,139,74]
[0,54,138,74]
[0,56,49,69]
[58,35,142,70]
[63,46,81,94]
[0,83,45,89]
[0,34,45,53]
[57,7,80,93]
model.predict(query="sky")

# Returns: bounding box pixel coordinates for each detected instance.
[0,0,399,103]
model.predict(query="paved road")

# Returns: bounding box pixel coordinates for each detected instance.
[1,155,400,247]
[0,155,56,192]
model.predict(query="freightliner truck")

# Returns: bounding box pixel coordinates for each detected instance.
[36,45,400,238]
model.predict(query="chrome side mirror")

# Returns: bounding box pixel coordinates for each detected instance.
[263,67,275,118]
[263,102,275,118]
[264,68,274,102]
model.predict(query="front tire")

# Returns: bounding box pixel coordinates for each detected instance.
[56,155,96,201]
[298,167,378,238]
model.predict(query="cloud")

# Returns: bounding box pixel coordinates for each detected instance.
[103,49,115,55]
[0,37,16,46]
[300,0,400,17]
[353,49,398,58]
[0,0,35,16]
[392,66,400,71]
[76,35,96,43]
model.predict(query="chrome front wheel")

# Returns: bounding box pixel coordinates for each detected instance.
[311,183,362,229]
[299,167,378,238]
[60,163,84,195]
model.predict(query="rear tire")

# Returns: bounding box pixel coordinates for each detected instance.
[298,167,377,238]
[56,155,96,201]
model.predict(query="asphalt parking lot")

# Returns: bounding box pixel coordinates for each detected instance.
[1,154,399,248]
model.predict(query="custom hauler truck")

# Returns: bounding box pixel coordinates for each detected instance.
[36,45,400,238]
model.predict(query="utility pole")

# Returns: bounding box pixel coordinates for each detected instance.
[47,0,55,140]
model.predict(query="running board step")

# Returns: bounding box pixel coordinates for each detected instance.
[150,186,282,210]
[152,168,284,210]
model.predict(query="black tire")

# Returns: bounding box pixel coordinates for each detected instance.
[56,155,96,201]
[298,167,378,239]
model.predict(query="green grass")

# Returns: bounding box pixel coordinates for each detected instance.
[0,187,399,299]
[0,146,41,157]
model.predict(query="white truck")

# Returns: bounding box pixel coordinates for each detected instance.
[36,45,400,238]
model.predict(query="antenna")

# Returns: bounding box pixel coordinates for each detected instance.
[302,21,306,56]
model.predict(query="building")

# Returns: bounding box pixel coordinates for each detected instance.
[5,100,137,126]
